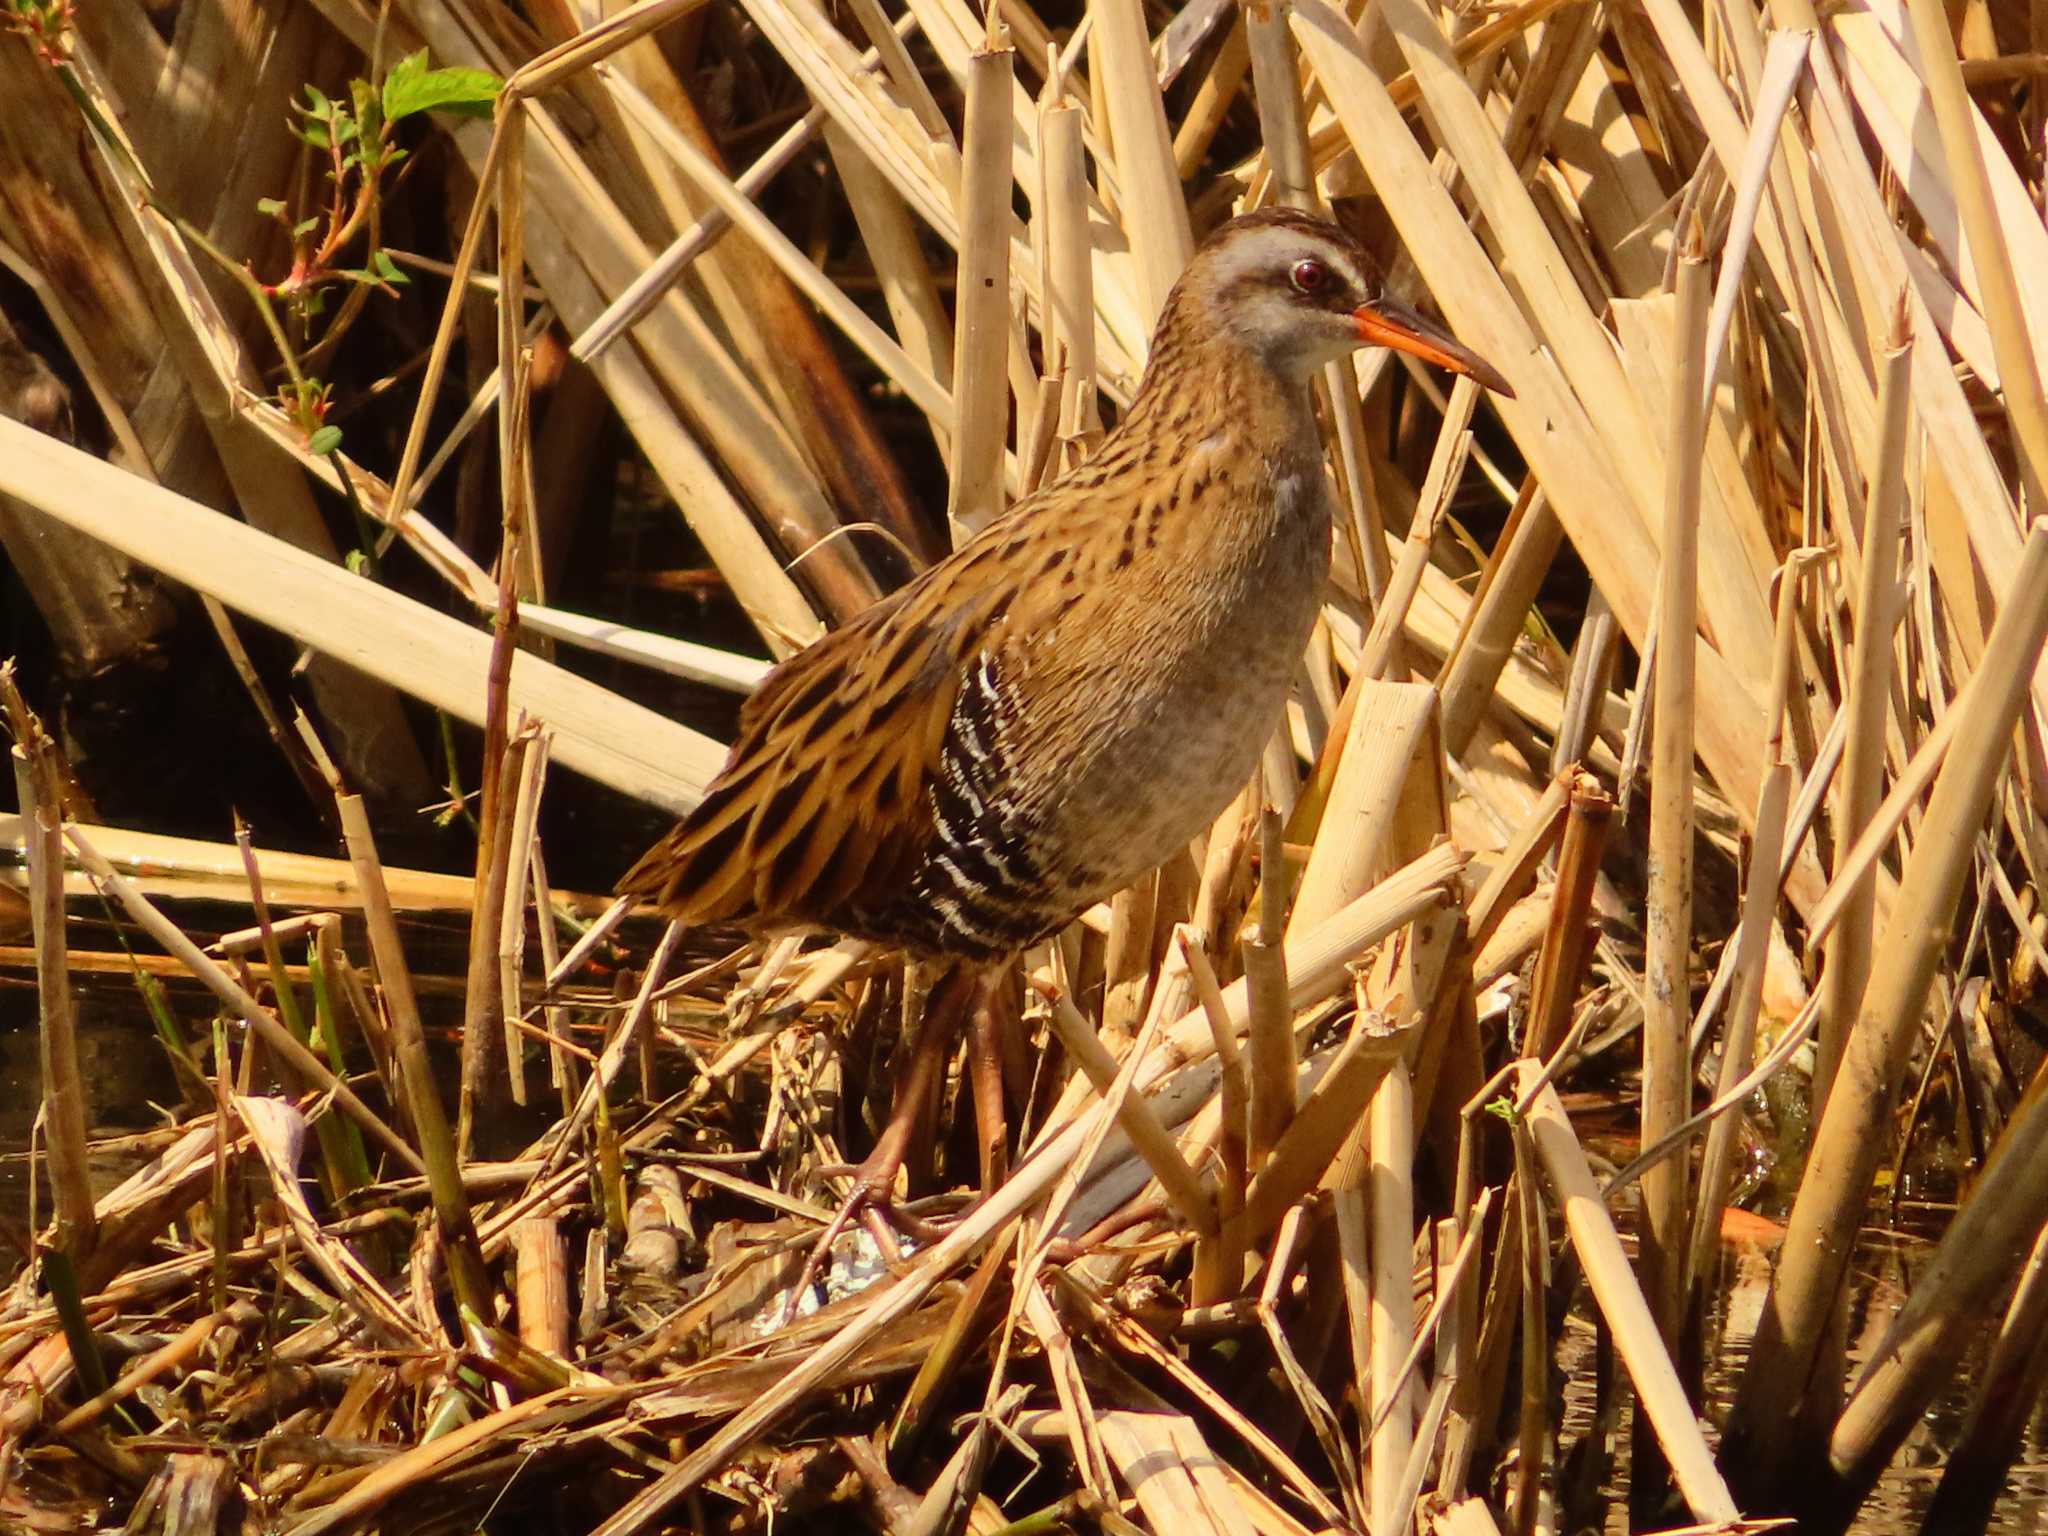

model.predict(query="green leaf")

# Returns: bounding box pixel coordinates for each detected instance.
[308,425,343,456]
[293,216,319,237]
[371,249,408,284]
[383,50,502,121]
[345,547,371,575]
[256,196,288,217]
[302,83,330,114]
[350,77,382,145]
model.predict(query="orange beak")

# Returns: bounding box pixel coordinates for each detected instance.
[1353,299,1515,399]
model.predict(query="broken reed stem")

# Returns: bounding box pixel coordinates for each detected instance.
[9,731,96,1261]
[334,792,493,1320]
[945,36,1015,543]
[1522,774,1611,1060]
[1728,524,2048,1490]
[1038,68,1096,444]
[1038,985,1218,1238]
[1181,929,1248,1303]
[1245,805,1296,1167]
[1518,1066,1741,1524]
[1368,1056,1416,1534]
[1816,302,1912,1110]
[1640,227,1709,1348]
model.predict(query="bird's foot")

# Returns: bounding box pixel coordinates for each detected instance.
[778,1165,958,1325]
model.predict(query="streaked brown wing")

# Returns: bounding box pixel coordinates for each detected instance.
[615,561,1010,935]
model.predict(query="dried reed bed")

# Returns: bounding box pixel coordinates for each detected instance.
[0,0,2046,1530]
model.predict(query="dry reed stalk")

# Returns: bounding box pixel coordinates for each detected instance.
[1897,0,2048,508]
[1360,382,1479,684]
[1294,2,1809,913]
[0,419,723,811]
[945,33,1019,541]
[1438,487,1564,756]
[1244,826,1296,1167]
[1038,985,1218,1238]
[6,720,95,1263]
[1085,0,1192,322]
[1728,524,2048,1495]
[1639,229,1710,1361]
[1368,1057,1416,1534]
[460,556,528,1145]
[0,817,487,914]
[1244,0,1315,210]
[1289,683,1439,935]
[333,791,493,1319]
[1037,74,1097,447]
[1182,930,1249,1304]
[1816,302,1912,1106]
[1684,755,1790,1302]
[600,68,956,441]
[499,727,552,1103]
[1516,1065,1740,1524]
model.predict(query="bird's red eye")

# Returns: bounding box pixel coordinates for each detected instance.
[1290,258,1329,294]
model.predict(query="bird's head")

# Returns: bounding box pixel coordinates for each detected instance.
[1171,207,1513,396]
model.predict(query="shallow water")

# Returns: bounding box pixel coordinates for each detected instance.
[1552,1232,2048,1532]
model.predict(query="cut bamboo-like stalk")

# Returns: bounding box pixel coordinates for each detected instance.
[1816,304,1912,1109]
[512,1216,569,1360]
[1727,523,2048,1489]
[1522,775,1612,1061]
[1517,1066,1741,1525]
[1640,228,1710,1350]
[1244,0,1315,209]
[1368,1058,1416,1535]
[946,37,1018,541]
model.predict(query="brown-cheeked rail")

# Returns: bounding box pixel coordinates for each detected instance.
[617,207,1513,1307]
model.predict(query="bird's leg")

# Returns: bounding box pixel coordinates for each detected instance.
[783,962,979,1318]
[966,971,1009,1191]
